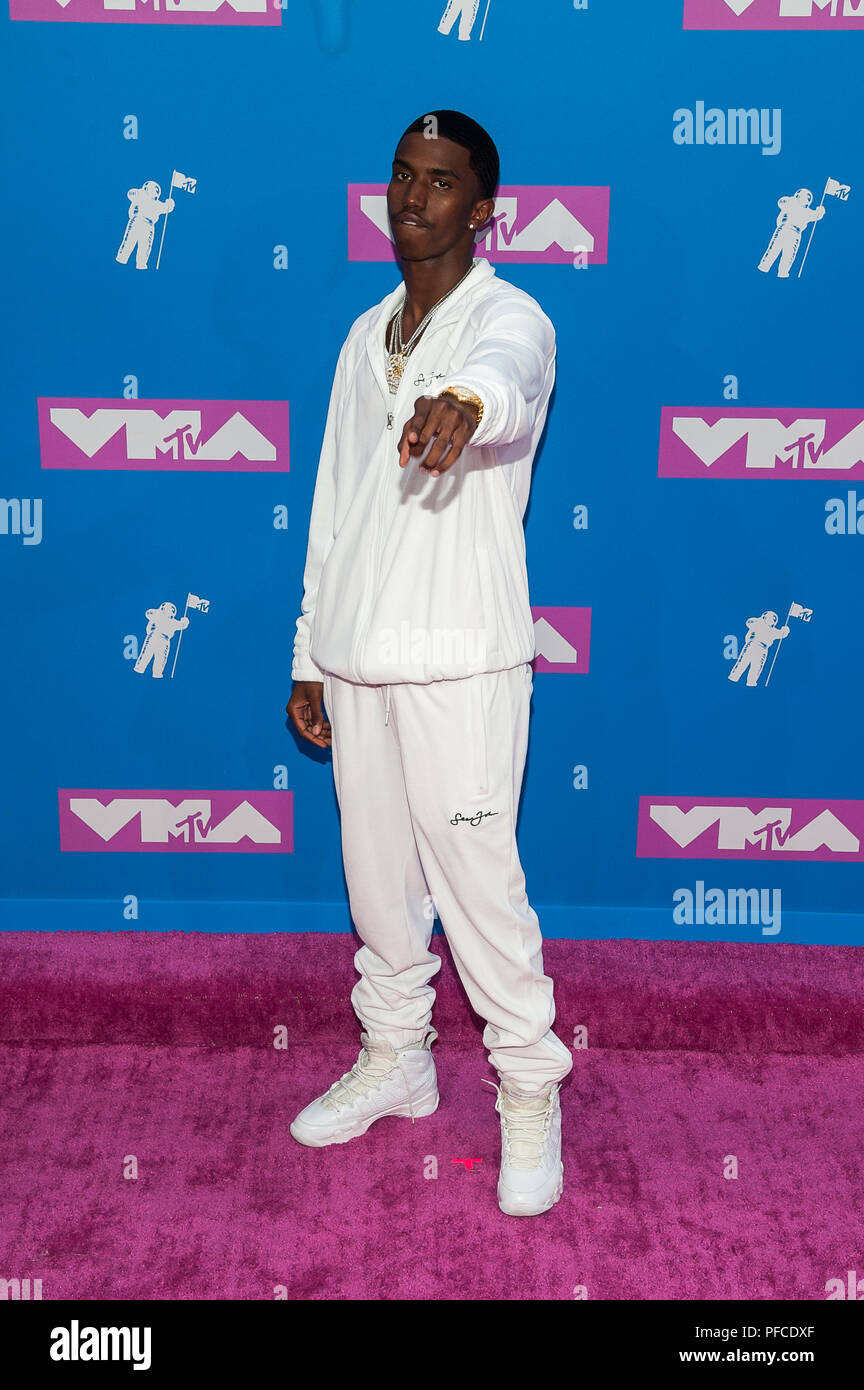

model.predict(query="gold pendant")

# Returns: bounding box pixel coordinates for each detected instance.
[385,352,404,394]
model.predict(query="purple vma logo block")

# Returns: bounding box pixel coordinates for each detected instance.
[659,407,864,480]
[9,0,280,25]
[348,186,610,264]
[684,0,864,29]
[58,790,293,853]
[38,399,290,472]
[637,795,863,861]
[531,608,591,673]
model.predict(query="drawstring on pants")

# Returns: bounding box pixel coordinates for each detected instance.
[384,684,391,726]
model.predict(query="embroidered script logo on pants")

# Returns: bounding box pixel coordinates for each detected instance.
[450,810,500,826]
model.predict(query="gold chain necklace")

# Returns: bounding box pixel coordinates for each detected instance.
[384,262,476,395]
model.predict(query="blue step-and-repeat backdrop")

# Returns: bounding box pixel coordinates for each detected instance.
[1,0,862,944]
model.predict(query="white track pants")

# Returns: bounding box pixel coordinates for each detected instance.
[322,661,574,1093]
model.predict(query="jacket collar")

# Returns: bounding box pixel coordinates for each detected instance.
[364,257,496,402]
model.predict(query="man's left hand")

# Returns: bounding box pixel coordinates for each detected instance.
[398,394,480,477]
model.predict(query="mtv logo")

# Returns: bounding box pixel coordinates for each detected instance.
[658,407,864,480]
[531,608,591,673]
[9,0,280,25]
[684,0,864,27]
[636,795,863,861]
[38,398,290,473]
[348,185,609,264]
[58,789,294,853]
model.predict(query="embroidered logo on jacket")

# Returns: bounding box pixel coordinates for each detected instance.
[413,370,449,389]
[450,811,500,827]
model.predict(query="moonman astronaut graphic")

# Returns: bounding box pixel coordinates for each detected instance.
[438,0,482,41]
[758,189,824,278]
[116,181,175,271]
[728,611,789,687]
[134,602,189,678]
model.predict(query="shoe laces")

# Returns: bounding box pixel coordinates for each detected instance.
[483,1078,558,1170]
[320,1031,434,1124]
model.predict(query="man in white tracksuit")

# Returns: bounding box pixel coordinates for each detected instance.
[286,111,573,1217]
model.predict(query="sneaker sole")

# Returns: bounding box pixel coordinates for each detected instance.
[497,1164,564,1217]
[289,1089,440,1148]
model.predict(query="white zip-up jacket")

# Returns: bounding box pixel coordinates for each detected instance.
[291,256,556,686]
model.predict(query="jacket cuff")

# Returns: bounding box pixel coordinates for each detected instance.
[292,654,326,683]
[432,378,495,448]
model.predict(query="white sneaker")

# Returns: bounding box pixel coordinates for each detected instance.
[484,1077,564,1217]
[290,1027,439,1147]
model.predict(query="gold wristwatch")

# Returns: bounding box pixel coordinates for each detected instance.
[439,386,484,426]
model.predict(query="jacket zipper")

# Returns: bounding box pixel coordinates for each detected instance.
[350,279,474,680]
[352,437,391,679]
[350,418,398,680]
[349,348,420,680]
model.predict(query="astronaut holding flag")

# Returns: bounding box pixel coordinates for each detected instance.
[728,602,813,688]
[728,610,790,687]
[116,180,176,271]
[755,175,855,280]
[438,0,490,41]
[133,601,188,679]
[758,175,851,279]
[757,189,825,279]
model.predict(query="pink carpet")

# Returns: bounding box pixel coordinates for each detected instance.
[1,932,862,1300]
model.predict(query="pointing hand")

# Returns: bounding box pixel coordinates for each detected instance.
[397,394,480,477]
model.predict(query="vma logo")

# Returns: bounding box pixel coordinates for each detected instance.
[659,408,864,479]
[684,0,864,29]
[59,790,293,853]
[10,1,280,25]
[637,796,863,862]
[349,186,610,264]
[531,608,591,673]
[38,399,290,473]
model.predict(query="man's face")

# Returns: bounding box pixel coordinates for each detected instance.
[388,131,492,261]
